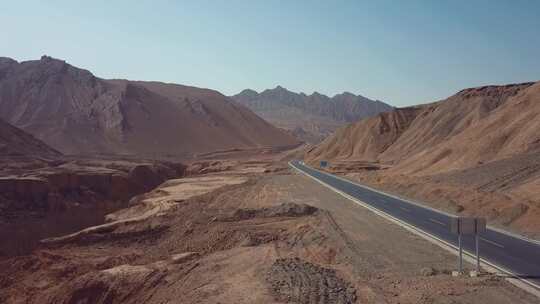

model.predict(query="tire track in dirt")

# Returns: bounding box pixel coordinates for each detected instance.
[266,257,357,304]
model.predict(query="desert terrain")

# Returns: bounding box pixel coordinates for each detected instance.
[1,154,538,304]
[2,1,539,302]
[1,77,539,302]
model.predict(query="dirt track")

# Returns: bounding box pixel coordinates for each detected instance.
[267,257,357,303]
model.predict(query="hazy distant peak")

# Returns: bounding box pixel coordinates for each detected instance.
[232,88,260,102]
[237,88,259,97]
[240,88,258,94]
[258,86,295,97]
[310,91,326,98]
[334,91,357,98]
[267,85,295,94]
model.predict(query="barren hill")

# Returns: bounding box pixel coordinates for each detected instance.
[307,82,537,170]
[0,118,60,158]
[306,81,540,236]
[231,86,393,143]
[0,56,299,157]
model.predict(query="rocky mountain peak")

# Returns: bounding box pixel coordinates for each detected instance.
[333,91,358,99]
[239,88,258,95]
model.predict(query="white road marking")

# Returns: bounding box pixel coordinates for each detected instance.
[429,218,447,226]
[399,206,411,212]
[480,237,505,249]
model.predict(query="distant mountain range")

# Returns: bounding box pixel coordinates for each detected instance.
[0,56,299,157]
[231,86,393,143]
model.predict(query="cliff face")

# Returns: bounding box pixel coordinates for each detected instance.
[0,161,186,216]
[232,86,393,143]
[0,158,187,256]
[0,56,299,157]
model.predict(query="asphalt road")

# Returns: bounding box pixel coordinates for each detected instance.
[290,160,540,289]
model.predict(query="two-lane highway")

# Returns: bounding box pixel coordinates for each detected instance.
[290,160,540,290]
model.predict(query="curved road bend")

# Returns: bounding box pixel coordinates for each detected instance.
[290,160,540,289]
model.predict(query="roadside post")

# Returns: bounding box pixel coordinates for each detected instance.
[459,233,463,272]
[450,217,479,275]
[474,218,487,274]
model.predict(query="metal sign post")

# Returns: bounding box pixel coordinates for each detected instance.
[450,217,462,273]
[474,218,487,274]
[450,217,486,275]
[475,235,479,272]
[458,233,463,273]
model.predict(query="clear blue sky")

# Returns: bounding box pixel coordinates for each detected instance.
[2,0,539,106]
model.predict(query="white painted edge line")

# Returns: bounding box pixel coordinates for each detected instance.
[305,162,540,247]
[399,206,411,212]
[289,162,540,298]
[429,218,447,226]
[480,237,505,249]
[487,226,540,246]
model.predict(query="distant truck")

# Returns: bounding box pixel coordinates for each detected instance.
[320,160,328,168]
